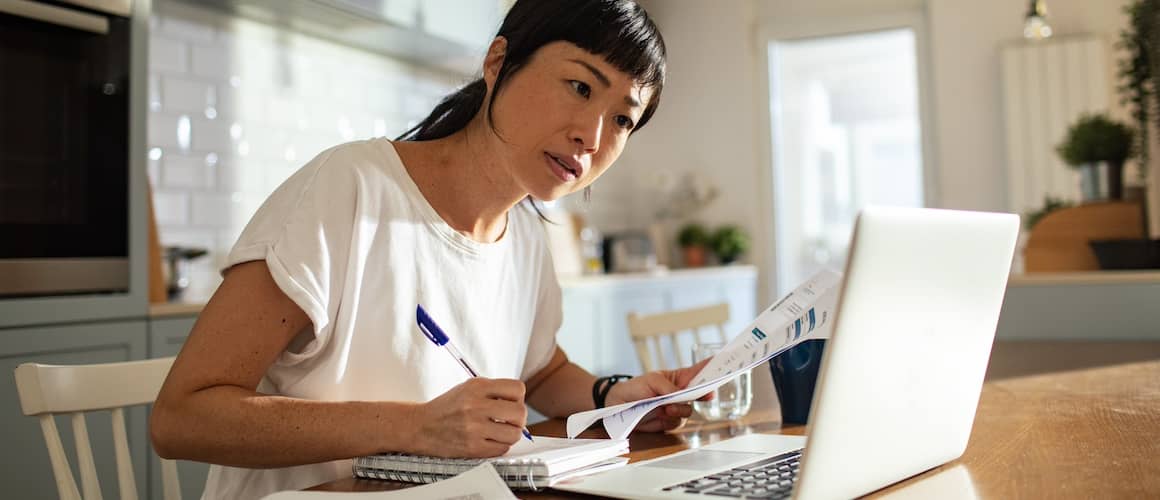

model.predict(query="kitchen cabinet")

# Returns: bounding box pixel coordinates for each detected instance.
[0,311,208,500]
[146,313,208,500]
[0,320,148,500]
[558,266,759,377]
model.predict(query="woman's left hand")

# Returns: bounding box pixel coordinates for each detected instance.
[603,358,712,432]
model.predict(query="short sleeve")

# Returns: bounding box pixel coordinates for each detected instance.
[224,147,357,364]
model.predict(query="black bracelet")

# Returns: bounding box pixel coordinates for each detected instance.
[592,374,633,409]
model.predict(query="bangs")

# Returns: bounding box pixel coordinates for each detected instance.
[499,0,667,129]
[566,1,667,90]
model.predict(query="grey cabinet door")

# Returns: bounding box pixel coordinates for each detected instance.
[0,320,147,500]
[147,315,209,500]
[148,316,197,359]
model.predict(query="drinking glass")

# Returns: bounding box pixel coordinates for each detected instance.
[691,342,752,421]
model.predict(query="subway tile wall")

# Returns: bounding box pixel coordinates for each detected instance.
[147,2,461,299]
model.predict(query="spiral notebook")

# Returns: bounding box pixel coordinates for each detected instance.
[352,437,629,490]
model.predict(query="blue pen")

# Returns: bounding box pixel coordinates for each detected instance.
[417,304,534,442]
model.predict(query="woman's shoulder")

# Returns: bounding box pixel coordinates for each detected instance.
[290,138,410,195]
[309,137,403,177]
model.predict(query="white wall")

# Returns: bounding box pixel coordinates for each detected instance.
[927,0,1134,212]
[618,0,1139,305]
[618,0,774,304]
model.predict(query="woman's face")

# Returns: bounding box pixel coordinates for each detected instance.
[483,40,655,201]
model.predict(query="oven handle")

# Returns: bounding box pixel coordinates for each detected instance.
[0,0,110,35]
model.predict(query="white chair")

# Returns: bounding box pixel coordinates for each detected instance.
[14,357,182,500]
[627,303,730,372]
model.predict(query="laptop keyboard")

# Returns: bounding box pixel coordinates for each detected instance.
[661,449,803,499]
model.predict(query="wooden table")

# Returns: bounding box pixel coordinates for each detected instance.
[310,361,1160,498]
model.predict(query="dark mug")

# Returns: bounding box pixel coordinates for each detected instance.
[768,339,826,425]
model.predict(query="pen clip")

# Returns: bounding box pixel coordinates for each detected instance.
[416,304,449,346]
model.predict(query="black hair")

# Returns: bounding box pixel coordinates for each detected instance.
[396,0,666,142]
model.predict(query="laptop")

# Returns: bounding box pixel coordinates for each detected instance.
[554,207,1020,500]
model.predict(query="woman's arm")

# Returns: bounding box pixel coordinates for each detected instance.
[524,347,708,432]
[150,261,528,467]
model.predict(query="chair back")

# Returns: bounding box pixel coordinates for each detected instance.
[627,303,730,371]
[13,357,182,500]
[1024,200,1145,272]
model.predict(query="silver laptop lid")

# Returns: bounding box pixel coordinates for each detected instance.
[795,207,1019,500]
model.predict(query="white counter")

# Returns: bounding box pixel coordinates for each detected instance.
[558,265,758,288]
[1009,271,1160,286]
[998,271,1160,341]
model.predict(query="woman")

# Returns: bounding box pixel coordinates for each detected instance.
[150,1,704,498]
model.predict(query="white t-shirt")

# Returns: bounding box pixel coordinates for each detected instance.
[200,138,562,500]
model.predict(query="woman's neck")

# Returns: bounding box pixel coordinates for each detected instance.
[394,120,526,243]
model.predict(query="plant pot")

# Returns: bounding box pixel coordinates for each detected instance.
[681,245,708,267]
[1088,239,1160,269]
[1079,161,1124,201]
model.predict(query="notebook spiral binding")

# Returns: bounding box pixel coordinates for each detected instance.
[352,453,544,491]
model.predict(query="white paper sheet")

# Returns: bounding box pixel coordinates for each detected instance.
[566,270,842,440]
[262,462,517,500]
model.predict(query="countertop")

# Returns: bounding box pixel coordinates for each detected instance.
[148,301,206,318]
[148,265,759,317]
[557,264,757,288]
[1007,270,1160,286]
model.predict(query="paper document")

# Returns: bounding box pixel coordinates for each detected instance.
[566,270,842,440]
[262,462,517,500]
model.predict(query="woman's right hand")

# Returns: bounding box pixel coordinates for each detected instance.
[410,378,528,458]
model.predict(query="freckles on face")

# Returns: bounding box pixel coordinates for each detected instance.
[487,42,655,200]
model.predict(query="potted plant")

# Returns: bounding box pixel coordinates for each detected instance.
[710,225,750,265]
[1055,113,1136,201]
[1117,0,1160,168]
[676,223,710,267]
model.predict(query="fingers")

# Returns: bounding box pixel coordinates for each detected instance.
[463,436,513,458]
[636,411,687,433]
[468,377,527,402]
[673,357,712,388]
[663,403,693,419]
[479,418,524,446]
[641,372,681,397]
[661,416,686,431]
[481,397,528,429]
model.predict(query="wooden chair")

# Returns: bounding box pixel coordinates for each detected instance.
[627,303,730,372]
[1024,200,1145,272]
[14,357,182,500]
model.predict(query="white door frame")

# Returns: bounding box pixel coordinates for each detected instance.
[753,10,940,298]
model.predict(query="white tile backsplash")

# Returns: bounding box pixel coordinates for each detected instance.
[215,159,266,193]
[147,113,182,149]
[190,116,233,152]
[152,191,191,225]
[148,1,458,296]
[162,153,215,189]
[190,193,235,227]
[190,44,235,79]
[157,14,216,44]
[150,36,189,74]
[161,76,212,114]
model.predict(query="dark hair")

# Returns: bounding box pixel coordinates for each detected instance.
[397,0,666,142]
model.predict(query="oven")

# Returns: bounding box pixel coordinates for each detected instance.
[0,0,133,297]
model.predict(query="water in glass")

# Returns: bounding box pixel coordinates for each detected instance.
[692,343,753,421]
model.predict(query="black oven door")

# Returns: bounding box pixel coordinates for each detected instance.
[0,0,131,297]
